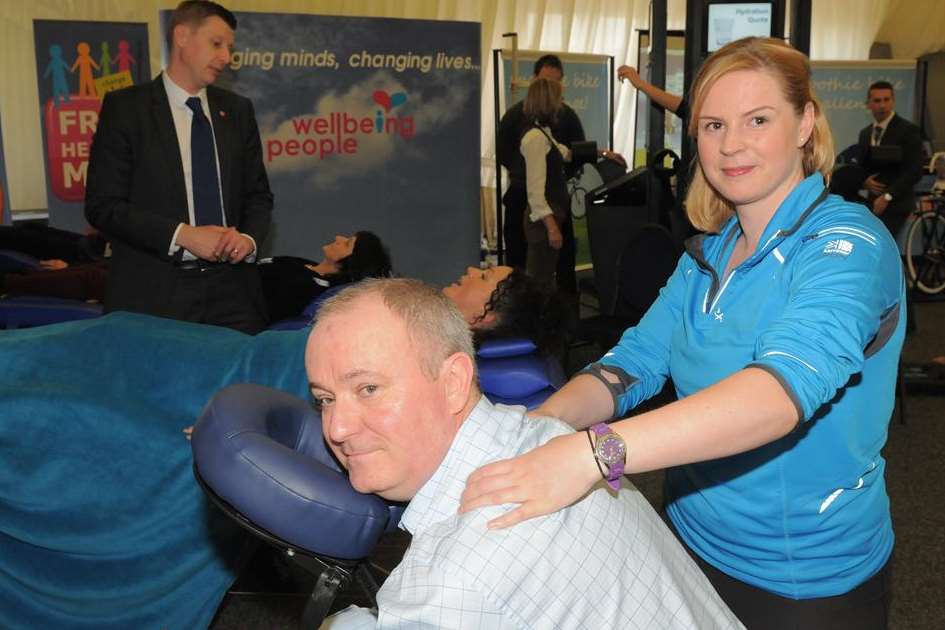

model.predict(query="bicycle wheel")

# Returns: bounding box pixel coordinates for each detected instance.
[905,210,945,294]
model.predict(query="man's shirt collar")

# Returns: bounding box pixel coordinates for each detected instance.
[162,71,208,110]
[399,396,497,536]
[874,111,895,130]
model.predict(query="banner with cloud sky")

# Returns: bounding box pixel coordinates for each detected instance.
[33,20,150,232]
[162,12,481,286]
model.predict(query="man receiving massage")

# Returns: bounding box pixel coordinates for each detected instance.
[0,263,565,629]
[312,278,740,629]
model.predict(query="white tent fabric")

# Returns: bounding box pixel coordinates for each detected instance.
[0,0,941,214]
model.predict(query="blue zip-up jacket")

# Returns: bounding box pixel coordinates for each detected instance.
[598,173,905,599]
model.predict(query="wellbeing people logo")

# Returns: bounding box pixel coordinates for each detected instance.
[266,89,415,162]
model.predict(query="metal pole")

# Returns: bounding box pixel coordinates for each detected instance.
[681,0,706,189]
[647,0,668,161]
[493,48,505,264]
[790,0,812,55]
[648,0,668,224]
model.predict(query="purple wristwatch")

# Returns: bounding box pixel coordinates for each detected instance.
[590,423,627,490]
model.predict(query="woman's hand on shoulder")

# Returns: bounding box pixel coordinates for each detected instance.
[459,430,600,529]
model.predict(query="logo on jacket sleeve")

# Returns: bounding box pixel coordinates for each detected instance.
[823,239,854,256]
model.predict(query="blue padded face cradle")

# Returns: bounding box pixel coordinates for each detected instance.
[193,335,564,570]
[192,383,405,561]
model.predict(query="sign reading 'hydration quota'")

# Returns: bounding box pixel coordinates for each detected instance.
[186,13,481,286]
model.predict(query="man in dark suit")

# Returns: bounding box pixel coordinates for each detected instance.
[857,80,924,238]
[497,55,623,296]
[86,1,272,333]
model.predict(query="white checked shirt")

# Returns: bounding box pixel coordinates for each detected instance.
[321,397,742,630]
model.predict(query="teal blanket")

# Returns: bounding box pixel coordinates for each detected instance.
[0,313,310,629]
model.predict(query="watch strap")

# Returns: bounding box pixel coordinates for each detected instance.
[588,422,626,491]
[591,423,609,437]
[586,429,609,486]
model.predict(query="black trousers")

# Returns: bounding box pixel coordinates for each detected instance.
[165,264,267,335]
[502,186,577,294]
[663,512,893,630]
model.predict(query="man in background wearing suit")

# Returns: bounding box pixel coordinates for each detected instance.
[312,278,741,629]
[86,1,272,333]
[497,55,624,298]
[857,80,924,238]
[497,55,585,295]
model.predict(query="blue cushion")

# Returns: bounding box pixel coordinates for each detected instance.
[477,337,537,359]
[265,285,345,330]
[192,383,403,561]
[0,296,103,329]
[302,284,346,318]
[477,340,565,410]
[479,353,554,398]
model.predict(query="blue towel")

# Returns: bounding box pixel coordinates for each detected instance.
[0,313,310,629]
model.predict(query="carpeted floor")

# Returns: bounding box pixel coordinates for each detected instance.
[210,299,945,630]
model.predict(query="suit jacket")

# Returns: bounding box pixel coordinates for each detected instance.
[857,113,924,234]
[497,100,585,185]
[85,74,273,319]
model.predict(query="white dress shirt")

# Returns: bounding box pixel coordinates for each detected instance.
[871,111,895,146]
[520,126,571,223]
[162,72,256,260]
[321,397,743,630]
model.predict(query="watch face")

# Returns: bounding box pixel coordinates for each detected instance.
[596,433,626,466]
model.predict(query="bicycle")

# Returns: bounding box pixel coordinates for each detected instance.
[904,192,945,294]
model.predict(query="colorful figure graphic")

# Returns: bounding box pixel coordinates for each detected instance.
[99,41,112,75]
[71,42,100,97]
[43,44,71,106]
[115,40,136,76]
